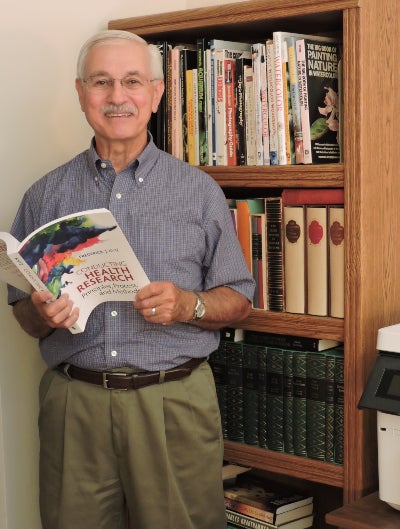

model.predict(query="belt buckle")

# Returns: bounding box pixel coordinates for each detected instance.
[102,371,129,390]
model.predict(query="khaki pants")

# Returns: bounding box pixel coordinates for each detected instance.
[38,361,226,529]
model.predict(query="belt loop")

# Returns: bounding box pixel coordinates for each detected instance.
[158,370,166,384]
[63,363,72,379]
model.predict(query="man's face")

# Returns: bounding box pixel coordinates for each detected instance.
[76,39,164,148]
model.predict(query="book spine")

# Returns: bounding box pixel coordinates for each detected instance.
[192,69,200,165]
[215,49,228,165]
[209,343,228,439]
[293,350,308,457]
[295,39,312,164]
[180,49,197,163]
[225,58,237,166]
[235,58,250,165]
[205,48,214,165]
[283,205,306,314]
[210,48,217,165]
[243,343,260,446]
[282,40,294,164]
[328,205,345,318]
[273,33,288,165]
[282,188,344,205]
[251,43,264,165]
[304,39,340,164]
[257,345,268,448]
[306,352,327,461]
[259,43,270,165]
[334,354,344,464]
[306,205,328,316]
[266,39,278,165]
[166,47,173,154]
[266,347,284,452]
[170,47,182,159]
[325,350,336,463]
[286,36,304,164]
[265,197,285,312]
[243,330,339,352]
[224,497,274,524]
[226,508,277,529]
[185,68,196,165]
[244,65,257,165]
[251,214,266,309]
[226,340,245,442]
[196,37,208,165]
[8,253,50,296]
[283,348,295,454]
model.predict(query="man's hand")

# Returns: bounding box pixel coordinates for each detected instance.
[134,281,195,325]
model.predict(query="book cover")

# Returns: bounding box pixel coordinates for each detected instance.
[244,330,341,352]
[242,342,260,446]
[235,56,252,165]
[185,68,196,165]
[0,208,149,334]
[306,352,327,461]
[196,37,208,165]
[226,508,314,529]
[236,198,265,272]
[283,348,295,454]
[265,197,285,311]
[224,497,314,526]
[283,205,306,314]
[282,188,344,205]
[293,350,308,457]
[180,47,197,163]
[286,36,304,164]
[325,347,344,463]
[244,64,257,166]
[306,205,328,315]
[298,37,341,164]
[225,339,245,442]
[251,213,267,309]
[328,205,344,318]
[257,344,268,449]
[266,347,284,452]
[225,58,238,166]
[266,39,278,165]
[251,43,269,165]
[170,46,183,159]
[334,350,344,464]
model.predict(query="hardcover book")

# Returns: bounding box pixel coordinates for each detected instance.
[306,205,328,315]
[334,349,345,464]
[0,208,149,334]
[293,350,308,457]
[243,342,260,445]
[265,197,285,311]
[226,509,314,529]
[244,330,341,352]
[266,347,284,452]
[328,205,345,318]
[306,351,327,461]
[283,205,306,314]
[296,37,341,164]
[283,348,295,454]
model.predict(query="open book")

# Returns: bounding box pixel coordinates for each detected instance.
[0,208,149,334]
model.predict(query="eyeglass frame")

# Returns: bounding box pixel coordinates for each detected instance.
[81,74,160,92]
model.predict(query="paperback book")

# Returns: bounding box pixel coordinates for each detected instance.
[0,208,149,334]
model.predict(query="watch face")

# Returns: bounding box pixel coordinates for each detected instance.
[196,302,206,319]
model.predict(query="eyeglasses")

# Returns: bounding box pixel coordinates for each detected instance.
[82,75,156,92]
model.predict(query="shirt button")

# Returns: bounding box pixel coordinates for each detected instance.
[138,177,144,183]
[111,310,118,317]
[100,162,107,169]
[111,350,118,357]
[116,193,122,199]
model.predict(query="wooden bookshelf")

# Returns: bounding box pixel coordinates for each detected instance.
[110,0,400,526]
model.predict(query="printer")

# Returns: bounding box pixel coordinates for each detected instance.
[359,323,400,511]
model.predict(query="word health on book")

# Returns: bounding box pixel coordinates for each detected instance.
[150,32,342,167]
[210,328,344,464]
[0,208,149,334]
[229,189,344,318]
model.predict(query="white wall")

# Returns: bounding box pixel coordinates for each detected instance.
[0,0,242,527]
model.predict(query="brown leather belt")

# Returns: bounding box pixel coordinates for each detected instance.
[56,357,206,390]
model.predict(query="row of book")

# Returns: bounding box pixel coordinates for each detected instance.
[211,329,344,464]
[223,465,314,529]
[150,31,342,167]
[231,188,344,318]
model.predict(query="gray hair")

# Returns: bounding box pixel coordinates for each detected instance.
[76,29,164,81]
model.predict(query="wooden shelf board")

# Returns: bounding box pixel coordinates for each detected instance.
[224,441,344,488]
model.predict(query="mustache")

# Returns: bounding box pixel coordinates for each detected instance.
[101,104,138,115]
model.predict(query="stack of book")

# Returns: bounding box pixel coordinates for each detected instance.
[229,189,345,318]
[150,31,342,167]
[224,476,314,529]
[210,329,344,464]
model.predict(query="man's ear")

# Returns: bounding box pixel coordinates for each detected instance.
[151,80,165,113]
[75,78,86,112]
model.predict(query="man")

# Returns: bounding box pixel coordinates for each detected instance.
[8,30,255,529]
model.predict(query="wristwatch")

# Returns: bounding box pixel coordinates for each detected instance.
[192,291,206,321]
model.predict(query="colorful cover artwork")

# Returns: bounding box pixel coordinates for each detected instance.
[19,214,118,299]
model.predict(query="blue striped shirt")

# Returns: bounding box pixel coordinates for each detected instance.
[8,138,255,370]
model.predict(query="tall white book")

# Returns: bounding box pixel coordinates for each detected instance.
[284,205,306,314]
[328,205,344,318]
[306,205,328,316]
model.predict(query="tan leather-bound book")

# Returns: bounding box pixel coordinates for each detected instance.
[306,205,328,316]
[284,205,306,314]
[328,205,345,318]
